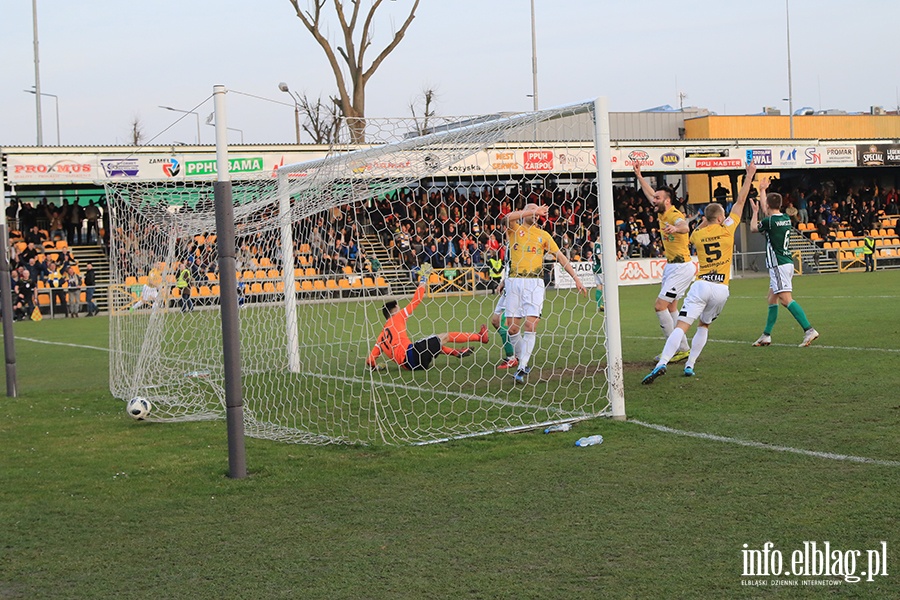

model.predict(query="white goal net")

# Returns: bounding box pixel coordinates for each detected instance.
[106,99,621,445]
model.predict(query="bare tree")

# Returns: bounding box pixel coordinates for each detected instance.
[287,0,421,143]
[408,87,437,135]
[129,115,145,146]
[299,93,342,144]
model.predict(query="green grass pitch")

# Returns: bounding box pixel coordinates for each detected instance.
[1,270,898,598]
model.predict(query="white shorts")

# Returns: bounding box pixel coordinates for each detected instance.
[504,278,545,319]
[768,263,794,294]
[678,279,730,325]
[658,262,695,303]
[493,285,508,315]
[593,272,603,287]
[141,285,159,302]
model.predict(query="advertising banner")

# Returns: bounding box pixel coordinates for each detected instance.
[857,144,900,166]
[8,155,99,184]
[553,257,702,289]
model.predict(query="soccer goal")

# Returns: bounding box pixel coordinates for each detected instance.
[106,98,623,445]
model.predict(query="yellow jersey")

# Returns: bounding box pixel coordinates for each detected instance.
[507,221,559,278]
[660,206,690,263]
[690,214,740,286]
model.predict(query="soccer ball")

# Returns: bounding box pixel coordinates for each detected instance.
[126,397,152,420]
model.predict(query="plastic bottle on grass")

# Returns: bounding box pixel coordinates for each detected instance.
[575,435,603,447]
[544,423,572,434]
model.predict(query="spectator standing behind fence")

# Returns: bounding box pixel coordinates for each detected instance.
[84,201,101,244]
[66,266,82,317]
[83,263,98,316]
[176,260,193,313]
[45,261,68,318]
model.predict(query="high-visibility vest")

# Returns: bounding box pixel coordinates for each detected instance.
[176,268,191,289]
[863,237,875,255]
[488,258,503,280]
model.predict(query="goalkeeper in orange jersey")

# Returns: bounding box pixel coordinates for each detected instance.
[366,265,489,371]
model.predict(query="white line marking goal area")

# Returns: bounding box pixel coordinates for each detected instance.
[629,419,900,467]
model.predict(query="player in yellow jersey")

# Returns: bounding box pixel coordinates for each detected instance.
[642,162,757,384]
[504,203,587,384]
[634,164,692,363]
[128,264,165,311]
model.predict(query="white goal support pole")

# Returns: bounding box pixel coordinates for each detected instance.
[593,97,626,420]
[277,171,301,373]
[213,84,247,478]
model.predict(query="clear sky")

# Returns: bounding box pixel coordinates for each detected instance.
[1,0,897,147]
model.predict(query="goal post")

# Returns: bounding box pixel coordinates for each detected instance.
[106,96,626,445]
[593,97,625,420]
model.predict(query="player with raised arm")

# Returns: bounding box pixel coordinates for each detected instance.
[504,203,588,384]
[634,163,692,363]
[366,265,489,372]
[750,178,819,347]
[642,161,757,384]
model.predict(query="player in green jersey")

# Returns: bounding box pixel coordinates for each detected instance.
[750,178,819,348]
[591,238,604,312]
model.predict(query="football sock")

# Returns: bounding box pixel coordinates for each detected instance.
[520,331,537,368]
[686,326,709,369]
[441,346,463,357]
[448,331,481,343]
[594,288,603,308]
[658,328,686,367]
[786,301,812,330]
[509,330,523,360]
[764,303,778,335]
[657,310,675,338]
[498,323,514,357]
[672,310,690,352]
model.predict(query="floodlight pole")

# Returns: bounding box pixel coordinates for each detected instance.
[786,0,794,139]
[592,97,625,420]
[530,0,539,111]
[31,0,43,145]
[0,153,18,397]
[212,84,247,479]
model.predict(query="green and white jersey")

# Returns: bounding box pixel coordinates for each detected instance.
[592,241,602,274]
[758,213,794,268]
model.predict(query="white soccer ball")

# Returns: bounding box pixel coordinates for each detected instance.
[126,397,152,420]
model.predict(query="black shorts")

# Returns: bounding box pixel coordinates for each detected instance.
[404,335,442,370]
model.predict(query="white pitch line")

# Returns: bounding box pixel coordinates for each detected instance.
[16,336,110,352]
[626,335,900,353]
[729,294,900,300]
[630,419,900,467]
